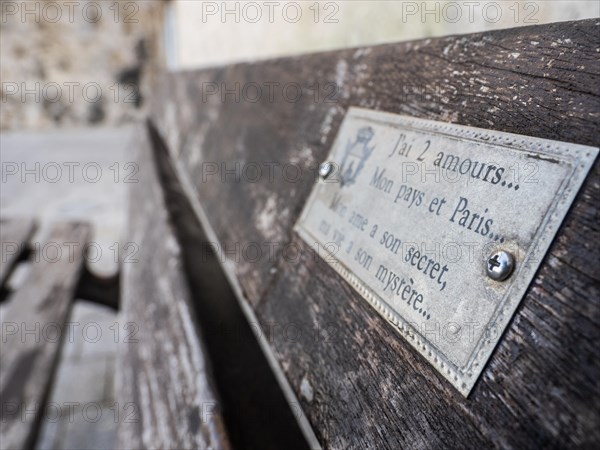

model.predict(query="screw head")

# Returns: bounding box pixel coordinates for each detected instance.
[486,250,515,281]
[319,162,333,179]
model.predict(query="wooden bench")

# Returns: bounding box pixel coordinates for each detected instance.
[117,19,599,449]
[0,221,90,449]
[117,123,310,449]
[0,220,120,449]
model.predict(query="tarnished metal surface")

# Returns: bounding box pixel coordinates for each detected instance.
[295,107,598,396]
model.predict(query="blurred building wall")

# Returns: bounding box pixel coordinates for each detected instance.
[172,1,599,69]
[1,0,167,131]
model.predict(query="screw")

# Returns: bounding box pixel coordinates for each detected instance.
[319,162,333,179]
[486,250,515,281]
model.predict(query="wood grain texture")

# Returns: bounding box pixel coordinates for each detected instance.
[144,120,313,450]
[0,218,36,288]
[0,222,91,450]
[117,126,230,450]
[149,20,600,448]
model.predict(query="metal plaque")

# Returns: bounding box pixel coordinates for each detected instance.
[295,107,598,396]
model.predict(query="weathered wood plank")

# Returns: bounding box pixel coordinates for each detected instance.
[0,222,91,450]
[145,120,315,449]
[0,218,36,288]
[149,20,600,448]
[151,19,600,308]
[117,126,230,450]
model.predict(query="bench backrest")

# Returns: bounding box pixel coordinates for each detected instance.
[123,19,599,448]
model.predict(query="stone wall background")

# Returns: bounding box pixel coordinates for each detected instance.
[1,0,167,131]
[2,1,598,131]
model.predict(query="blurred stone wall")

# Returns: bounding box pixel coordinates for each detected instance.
[2,1,597,130]
[1,0,167,130]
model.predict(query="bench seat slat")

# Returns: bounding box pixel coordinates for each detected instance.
[0,218,36,288]
[0,222,91,450]
[117,127,230,450]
